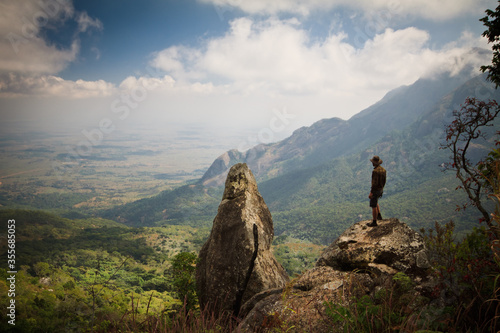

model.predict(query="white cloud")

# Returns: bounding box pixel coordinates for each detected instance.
[0,38,79,74]
[0,0,494,137]
[0,0,108,98]
[0,0,78,74]
[384,0,495,20]
[77,11,103,33]
[146,17,490,121]
[199,18,324,92]
[151,46,205,82]
[119,75,176,91]
[201,0,497,20]
[153,18,488,93]
[0,74,116,99]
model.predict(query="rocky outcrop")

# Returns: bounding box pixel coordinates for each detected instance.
[239,266,375,332]
[195,163,289,316]
[238,218,433,332]
[316,218,431,277]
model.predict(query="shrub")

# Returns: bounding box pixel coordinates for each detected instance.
[324,273,426,333]
[421,221,499,331]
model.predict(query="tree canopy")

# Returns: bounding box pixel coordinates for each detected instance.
[481,1,500,87]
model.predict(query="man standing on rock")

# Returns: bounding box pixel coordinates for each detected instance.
[368,156,386,227]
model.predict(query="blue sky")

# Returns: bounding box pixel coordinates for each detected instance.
[60,0,231,83]
[0,0,498,143]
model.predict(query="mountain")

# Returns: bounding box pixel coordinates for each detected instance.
[199,71,472,187]
[254,73,499,242]
[103,71,500,244]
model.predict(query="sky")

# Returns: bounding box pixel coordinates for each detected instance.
[0,0,498,146]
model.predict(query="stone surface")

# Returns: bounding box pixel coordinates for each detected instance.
[195,163,289,316]
[237,219,434,332]
[316,218,431,277]
[238,267,374,332]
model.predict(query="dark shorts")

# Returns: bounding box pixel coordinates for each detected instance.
[370,190,383,208]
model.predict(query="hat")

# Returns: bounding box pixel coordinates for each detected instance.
[370,155,383,165]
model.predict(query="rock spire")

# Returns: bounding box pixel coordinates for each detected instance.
[195,163,289,316]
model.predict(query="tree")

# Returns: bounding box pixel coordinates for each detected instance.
[440,2,500,236]
[480,134,500,240]
[478,135,500,194]
[169,252,198,312]
[34,262,51,277]
[481,0,500,88]
[442,97,500,232]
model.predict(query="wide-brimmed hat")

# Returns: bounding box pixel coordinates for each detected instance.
[370,155,383,165]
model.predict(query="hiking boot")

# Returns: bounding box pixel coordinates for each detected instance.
[367,220,378,227]
[377,213,383,220]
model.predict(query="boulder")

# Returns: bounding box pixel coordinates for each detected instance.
[238,266,374,332]
[196,163,289,316]
[316,218,431,278]
[238,219,433,332]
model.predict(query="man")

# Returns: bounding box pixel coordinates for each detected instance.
[367,155,386,227]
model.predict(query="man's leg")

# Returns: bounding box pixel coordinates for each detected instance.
[372,206,378,222]
[368,198,378,227]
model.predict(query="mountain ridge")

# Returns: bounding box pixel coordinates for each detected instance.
[199,71,477,188]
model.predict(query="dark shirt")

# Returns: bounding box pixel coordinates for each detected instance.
[371,165,386,193]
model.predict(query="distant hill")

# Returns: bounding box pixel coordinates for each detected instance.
[103,69,500,243]
[0,209,124,242]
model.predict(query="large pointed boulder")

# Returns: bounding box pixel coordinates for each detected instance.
[196,163,289,316]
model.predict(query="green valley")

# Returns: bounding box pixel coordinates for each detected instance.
[0,209,323,332]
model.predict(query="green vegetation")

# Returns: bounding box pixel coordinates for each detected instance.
[168,252,198,313]
[272,236,325,276]
[0,209,321,332]
[420,222,498,331]
[324,272,428,332]
[0,130,497,332]
[481,0,500,88]
[3,205,498,332]
[101,184,220,228]
[0,209,200,332]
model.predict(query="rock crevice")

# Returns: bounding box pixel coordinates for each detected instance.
[234,223,259,316]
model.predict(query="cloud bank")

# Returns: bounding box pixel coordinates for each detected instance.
[149,18,489,107]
